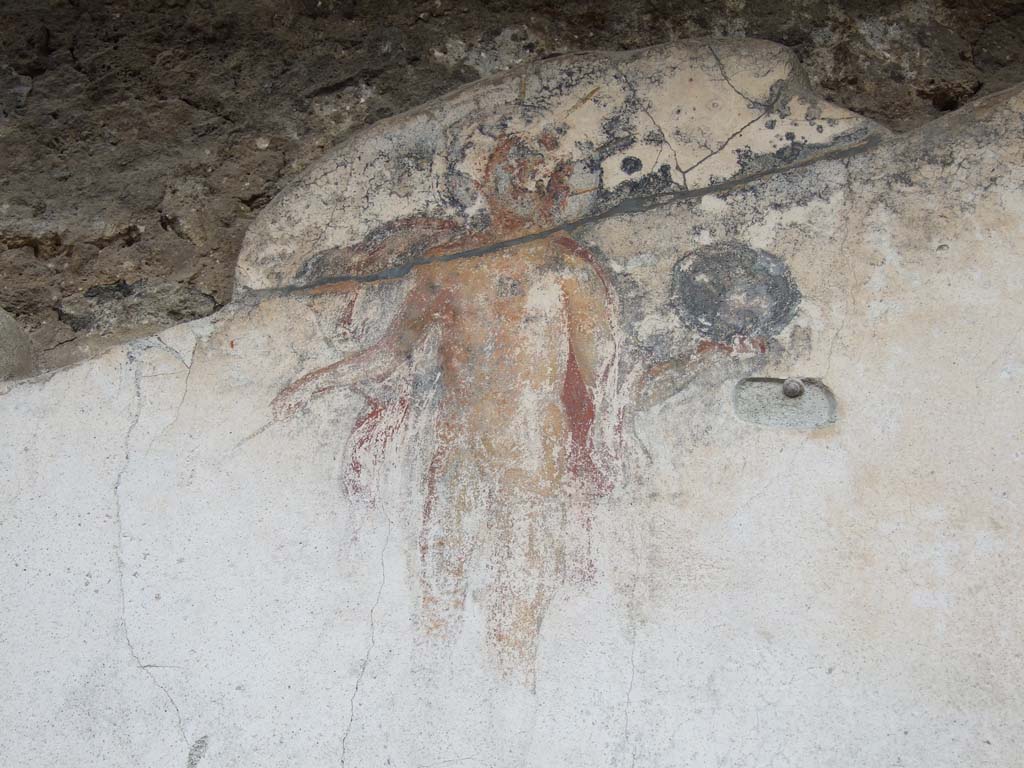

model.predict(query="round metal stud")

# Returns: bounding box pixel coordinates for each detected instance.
[782,378,805,398]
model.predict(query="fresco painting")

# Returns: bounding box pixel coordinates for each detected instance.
[268,67,823,679]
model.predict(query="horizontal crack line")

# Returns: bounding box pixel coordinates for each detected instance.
[251,133,882,297]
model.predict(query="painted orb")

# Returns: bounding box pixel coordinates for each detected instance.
[670,242,800,341]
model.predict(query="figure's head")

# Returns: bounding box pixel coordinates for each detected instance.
[477,130,574,230]
[441,114,601,235]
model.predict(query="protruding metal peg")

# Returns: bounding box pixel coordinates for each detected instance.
[782,378,805,398]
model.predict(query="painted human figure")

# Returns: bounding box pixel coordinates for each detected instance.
[272,130,621,682]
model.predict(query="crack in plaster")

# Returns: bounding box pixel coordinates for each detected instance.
[622,633,638,768]
[618,499,646,768]
[823,157,857,381]
[679,108,771,178]
[141,334,200,453]
[340,516,392,767]
[681,48,784,179]
[264,51,872,301]
[113,348,190,753]
[613,63,688,183]
[256,133,881,298]
[706,43,768,110]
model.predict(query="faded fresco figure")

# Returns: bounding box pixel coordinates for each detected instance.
[272,125,624,683]
[271,98,803,683]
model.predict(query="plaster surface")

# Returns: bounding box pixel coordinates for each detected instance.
[2,41,1023,767]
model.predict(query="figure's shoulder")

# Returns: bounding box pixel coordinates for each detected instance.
[548,234,606,276]
[545,234,615,297]
[544,234,591,267]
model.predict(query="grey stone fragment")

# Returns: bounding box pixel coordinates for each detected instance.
[733,377,836,428]
[0,308,32,380]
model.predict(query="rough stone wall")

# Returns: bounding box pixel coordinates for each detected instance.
[2,0,1022,373]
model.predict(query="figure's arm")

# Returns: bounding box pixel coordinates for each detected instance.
[301,215,491,282]
[636,337,769,410]
[635,357,693,410]
[271,345,397,419]
[272,279,434,419]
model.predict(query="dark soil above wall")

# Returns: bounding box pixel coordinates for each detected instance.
[2,0,1022,370]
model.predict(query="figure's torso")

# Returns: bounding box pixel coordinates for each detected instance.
[415,238,584,474]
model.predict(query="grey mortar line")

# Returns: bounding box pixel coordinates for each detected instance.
[245,133,883,299]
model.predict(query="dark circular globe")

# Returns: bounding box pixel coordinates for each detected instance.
[670,242,800,341]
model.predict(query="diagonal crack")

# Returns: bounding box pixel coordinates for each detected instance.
[620,502,644,768]
[623,630,637,744]
[682,45,793,180]
[613,63,688,183]
[707,43,769,109]
[679,107,771,178]
[823,156,857,381]
[154,334,198,432]
[340,516,392,767]
[113,349,190,751]
[255,132,881,298]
